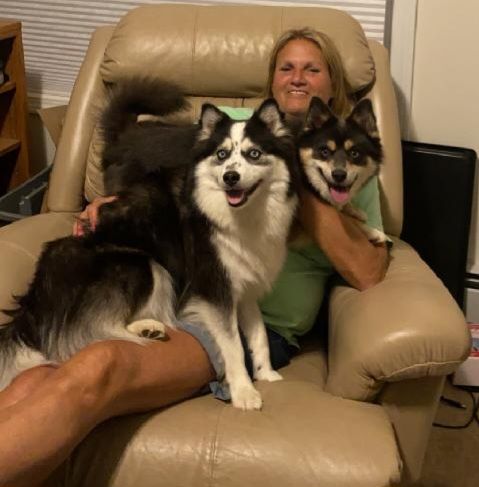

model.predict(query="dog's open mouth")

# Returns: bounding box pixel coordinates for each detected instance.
[329,184,352,204]
[225,180,262,207]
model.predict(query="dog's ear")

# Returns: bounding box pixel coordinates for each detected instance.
[254,98,288,137]
[348,99,379,136]
[198,104,227,140]
[305,97,335,129]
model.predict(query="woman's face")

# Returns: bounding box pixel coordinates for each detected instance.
[271,38,333,117]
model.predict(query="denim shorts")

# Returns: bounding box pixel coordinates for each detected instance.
[177,321,295,401]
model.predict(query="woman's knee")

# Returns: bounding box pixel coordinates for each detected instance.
[54,341,123,411]
[59,334,214,416]
[0,365,58,408]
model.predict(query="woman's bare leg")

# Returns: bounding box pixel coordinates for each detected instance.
[0,329,215,487]
[0,365,58,410]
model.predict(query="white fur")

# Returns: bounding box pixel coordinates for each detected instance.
[239,296,283,382]
[180,297,262,410]
[131,261,177,328]
[126,319,167,339]
[197,142,296,296]
[186,120,297,409]
[0,346,52,391]
[95,260,177,344]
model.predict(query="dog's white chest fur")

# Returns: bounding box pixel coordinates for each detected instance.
[212,194,296,299]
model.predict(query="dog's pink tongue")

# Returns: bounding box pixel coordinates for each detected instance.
[330,187,350,204]
[226,190,245,206]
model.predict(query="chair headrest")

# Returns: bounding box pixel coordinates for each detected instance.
[100,3,375,97]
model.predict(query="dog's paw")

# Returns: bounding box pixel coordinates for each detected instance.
[255,368,283,382]
[231,384,263,411]
[126,319,167,340]
[364,226,389,244]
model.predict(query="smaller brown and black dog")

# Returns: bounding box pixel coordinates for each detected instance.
[298,97,389,244]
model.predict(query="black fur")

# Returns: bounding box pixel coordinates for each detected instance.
[0,78,298,397]
[1,179,183,364]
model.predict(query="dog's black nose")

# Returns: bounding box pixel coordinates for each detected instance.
[223,171,240,187]
[332,169,347,183]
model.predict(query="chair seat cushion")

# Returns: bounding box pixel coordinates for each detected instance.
[51,350,401,487]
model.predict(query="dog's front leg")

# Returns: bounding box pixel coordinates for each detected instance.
[238,297,282,382]
[212,308,264,410]
[181,297,262,410]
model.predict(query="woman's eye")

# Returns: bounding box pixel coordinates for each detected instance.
[217,149,229,160]
[248,149,262,159]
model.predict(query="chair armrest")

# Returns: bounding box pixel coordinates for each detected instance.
[325,238,470,401]
[0,212,75,324]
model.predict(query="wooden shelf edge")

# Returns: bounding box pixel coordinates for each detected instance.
[0,80,16,95]
[0,20,21,40]
[0,137,20,156]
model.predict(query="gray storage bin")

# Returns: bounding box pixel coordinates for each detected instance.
[0,166,51,223]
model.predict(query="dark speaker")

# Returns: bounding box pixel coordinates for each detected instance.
[401,141,476,309]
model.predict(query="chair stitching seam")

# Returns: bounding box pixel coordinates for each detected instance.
[377,360,464,381]
[208,405,226,487]
[0,240,37,262]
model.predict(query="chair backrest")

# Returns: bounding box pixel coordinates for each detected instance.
[47,3,403,237]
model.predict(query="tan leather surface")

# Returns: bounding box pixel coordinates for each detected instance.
[379,376,444,482]
[47,26,113,213]
[101,4,374,96]
[53,367,401,487]
[367,41,403,237]
[0,213,75,324]
[326,238,470,400]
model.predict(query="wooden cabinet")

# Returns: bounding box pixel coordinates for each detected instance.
[0,19,30,195]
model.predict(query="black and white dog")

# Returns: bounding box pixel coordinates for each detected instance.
[0,79,299,410]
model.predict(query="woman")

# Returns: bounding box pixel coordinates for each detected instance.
[0,28,388,486]
[260,29,389,350]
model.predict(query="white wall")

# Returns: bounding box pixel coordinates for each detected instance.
[408,0,479,273]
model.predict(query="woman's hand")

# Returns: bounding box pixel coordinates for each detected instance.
[298,188,389,290]
[73,196,118,237]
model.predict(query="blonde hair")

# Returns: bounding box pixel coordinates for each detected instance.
[266,28,353,118]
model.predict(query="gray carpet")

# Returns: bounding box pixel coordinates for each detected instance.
[415,380,479,487]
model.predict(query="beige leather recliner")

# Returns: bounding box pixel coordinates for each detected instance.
[0,4,470,487]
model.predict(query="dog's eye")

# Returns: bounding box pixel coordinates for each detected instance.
[217,149,229,160]
[349,149,360,159]
[248,148,262,160]
[319,147,331,159]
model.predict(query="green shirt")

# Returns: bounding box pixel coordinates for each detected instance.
[218,106,254,120]
[259,176,385,346]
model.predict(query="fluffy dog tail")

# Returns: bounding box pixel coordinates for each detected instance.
[101,77,190,145]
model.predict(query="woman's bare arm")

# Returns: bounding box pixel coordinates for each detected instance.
[73,195,118,236]
[298,189,389,290]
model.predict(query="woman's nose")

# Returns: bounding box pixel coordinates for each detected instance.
[291,69,306,85]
